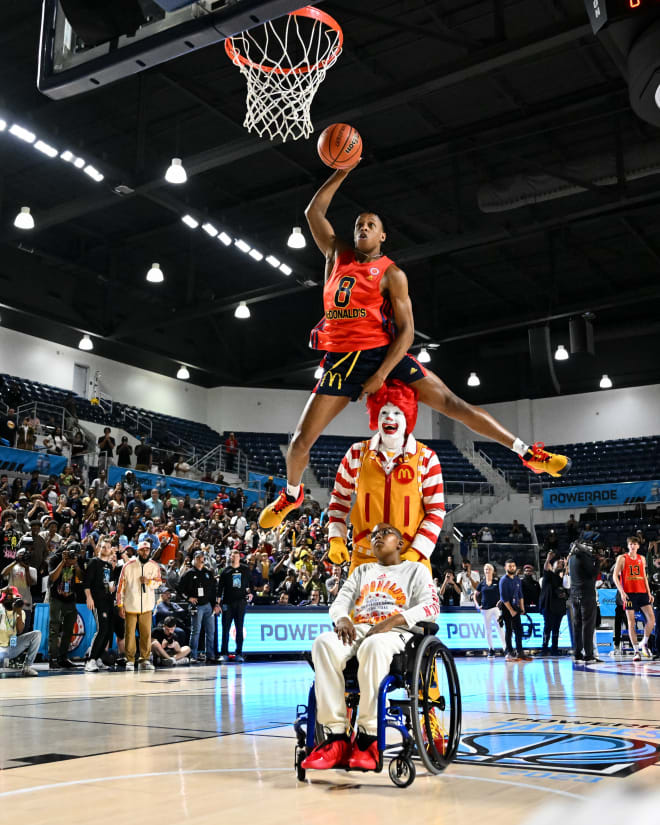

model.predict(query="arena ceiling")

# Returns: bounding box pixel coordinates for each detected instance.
[1,0,660,405]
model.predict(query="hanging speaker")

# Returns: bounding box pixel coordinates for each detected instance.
[59,0,149,47]
[528,327,560,395]
[569,316,595,355]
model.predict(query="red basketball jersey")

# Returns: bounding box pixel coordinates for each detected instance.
[309,250,397,352]
[621,553,646,594]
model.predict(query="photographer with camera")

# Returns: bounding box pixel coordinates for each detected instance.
[568,540,600,664]
[151,616,191,667]
[1,541,37,630]
[48,541,84,669]
[0,586,41,676]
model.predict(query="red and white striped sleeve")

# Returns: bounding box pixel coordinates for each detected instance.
[411,446,445,559]
[327,441,363,540]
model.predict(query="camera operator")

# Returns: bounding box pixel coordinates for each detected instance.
[1,542,37,630]
[568,540,600,664]
[0,586,41,676]
[151,616,191,667]
[179,551,219,663]
[48,541,84,669]
[83,538,116,672]
[154,586,189,632]
[438,569,461,606]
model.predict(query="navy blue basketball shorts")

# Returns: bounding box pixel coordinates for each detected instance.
[312,345,428,401]
[624,592,650,611]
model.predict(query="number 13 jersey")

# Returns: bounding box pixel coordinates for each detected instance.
[309,250,397,352]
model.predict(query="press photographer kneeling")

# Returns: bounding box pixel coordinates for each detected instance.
[0,586,41,676]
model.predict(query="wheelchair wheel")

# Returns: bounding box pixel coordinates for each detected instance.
[388,755,416,788]
[410,635,461,774]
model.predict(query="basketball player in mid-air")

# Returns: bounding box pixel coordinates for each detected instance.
[259,162,570,528]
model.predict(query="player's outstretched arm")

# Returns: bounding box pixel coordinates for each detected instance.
[305,163,359,257]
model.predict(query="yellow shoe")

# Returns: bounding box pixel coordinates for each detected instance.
[258,487,304,528]
[520,442,571,478]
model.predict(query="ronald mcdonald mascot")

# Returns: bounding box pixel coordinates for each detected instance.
[327,380,445,575]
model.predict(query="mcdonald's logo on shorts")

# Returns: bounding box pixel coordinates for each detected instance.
[320,370,342,390]
[394,465,415,485]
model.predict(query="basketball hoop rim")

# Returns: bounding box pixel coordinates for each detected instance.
[224,5,343,76]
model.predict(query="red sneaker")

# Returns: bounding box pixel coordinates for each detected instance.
[348,740,379,770]
[300,738,351,770]
[258,487,304,529]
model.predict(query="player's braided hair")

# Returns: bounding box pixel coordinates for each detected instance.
[366,379,418,434]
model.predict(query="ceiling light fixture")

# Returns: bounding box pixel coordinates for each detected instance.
[60,150,74,162]
[202,222,218,237]
[249,248,263,261]
[146,263,164,283]
[73,157,85,169]
[83,164,104,182]
[218,232,231,246]
[165,157,187,184]
[266,255,280,268]
[9,124,36,143]
[34,140,58,158]
[78,334,93,351]
[554,344,569,361]
[13,207,34,230]
[235,239,250,254]
[176,365,190,380]
[287,226,306,249]
[417,347,431,364]
[234,301,250,319]
[279,263,292,276]
[0,119,6,131]
[467,372,480,387]
[599,374,613,389]
[181,214,199,229]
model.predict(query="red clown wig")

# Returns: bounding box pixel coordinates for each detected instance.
[367,379,419,434]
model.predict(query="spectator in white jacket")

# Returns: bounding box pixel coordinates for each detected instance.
[117,541,161,671]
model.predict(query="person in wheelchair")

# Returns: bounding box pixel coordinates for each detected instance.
[301,522,439,772]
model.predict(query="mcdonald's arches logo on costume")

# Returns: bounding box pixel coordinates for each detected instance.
[394,465,415,484]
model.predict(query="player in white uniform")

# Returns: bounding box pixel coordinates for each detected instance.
[301,522,439,772]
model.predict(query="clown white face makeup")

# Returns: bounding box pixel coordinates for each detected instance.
[378,403,407,451]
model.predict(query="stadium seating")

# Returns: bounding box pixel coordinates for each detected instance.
[0,373,222,457]
[476,436,660,492]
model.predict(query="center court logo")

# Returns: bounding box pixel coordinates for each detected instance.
[457,730,660,777]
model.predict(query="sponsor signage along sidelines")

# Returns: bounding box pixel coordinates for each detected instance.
[543,479,660,510]
[219,607,571,654]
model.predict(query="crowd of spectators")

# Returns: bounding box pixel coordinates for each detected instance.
[2,455,660,674]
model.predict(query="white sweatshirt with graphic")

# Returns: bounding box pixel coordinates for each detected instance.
[329,560,440,629]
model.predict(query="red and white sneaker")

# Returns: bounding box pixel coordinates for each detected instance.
[348,740,379,771]
[258,487,304,529]
[520,442,571,478]
[301,737,351,770]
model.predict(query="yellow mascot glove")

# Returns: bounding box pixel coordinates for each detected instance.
[328,536,350,565]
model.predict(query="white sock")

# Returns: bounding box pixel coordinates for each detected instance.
[512,437,530,457]
[286,483,301,499]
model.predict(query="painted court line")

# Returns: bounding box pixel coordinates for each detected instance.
[0,767,587,801]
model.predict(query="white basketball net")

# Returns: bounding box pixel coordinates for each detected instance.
[225,7,342,142]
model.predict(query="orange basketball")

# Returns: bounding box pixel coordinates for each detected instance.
[317,123,362,169]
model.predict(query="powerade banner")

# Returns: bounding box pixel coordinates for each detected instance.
[0,445,67,475]
[543,479,660,510]
[219,607,571,654]
[107,466,258,505]
[598,587,617,618]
